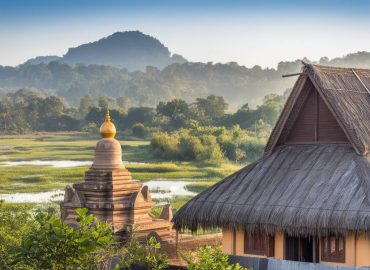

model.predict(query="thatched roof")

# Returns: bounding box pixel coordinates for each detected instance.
[173,144,370,236]
[265,64,370,156]
[173,64,370,236]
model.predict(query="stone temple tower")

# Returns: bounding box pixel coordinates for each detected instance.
[60,111,173,240]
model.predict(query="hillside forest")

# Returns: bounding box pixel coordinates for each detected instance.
[2,50,370,109]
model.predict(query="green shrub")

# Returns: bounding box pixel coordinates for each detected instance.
[120,237,168,270]
[183,245,248,270]
[150,124,266,163]
[15,208,114,270]
[150,132,180,159]
[0,202,32,270]
[178,135,205,160]
[132,123,147,138]
[201,135,224,163]
[0,204,169,270]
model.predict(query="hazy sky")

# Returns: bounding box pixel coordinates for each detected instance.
[1,0,370,68]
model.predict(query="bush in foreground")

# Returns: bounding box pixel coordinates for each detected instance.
[5,207,168,270]
[1,205,246,269]
[183,246,248,270]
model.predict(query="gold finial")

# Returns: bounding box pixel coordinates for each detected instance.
[100,110,116,138]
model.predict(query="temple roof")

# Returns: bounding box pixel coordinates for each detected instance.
[100,110,116,139]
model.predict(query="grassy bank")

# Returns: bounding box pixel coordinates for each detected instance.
[0,133,243,194]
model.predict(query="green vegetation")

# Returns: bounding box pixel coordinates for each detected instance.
[2,49,370,108]
[184,182,216,194]
[0,203,33,269]
[183,246,248,270]
[0,133,242,194]
[0,87,286,136]
[16,208,114,270]
[0,203,243,270]
[151,125,266,163]
[0,204,169,270]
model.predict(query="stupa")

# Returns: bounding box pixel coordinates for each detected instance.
[60,111,173,240]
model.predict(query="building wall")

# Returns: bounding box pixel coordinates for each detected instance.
[222,229,284,258]
[320,234,370,267]
[355,234,370,267]
[274,232,284,260]
[222,229,233,254]
[222,229,370,267]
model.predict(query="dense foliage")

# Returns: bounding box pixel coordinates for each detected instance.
[0,204,168,270]
[151,125,266,163]
[16,208,113,269]
[0,89,286,134]
[0,89,286,162]
[183,246,248,270]
[0,203,247,270]
[1,51,370,108]
[0,203,32,269]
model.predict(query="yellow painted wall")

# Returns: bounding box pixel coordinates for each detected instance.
[235,229,245,256]
[222,229,233,254]
[355,234,370,267]
[275,232,284,259]
[222,229,370,267]
[222,228,284,258]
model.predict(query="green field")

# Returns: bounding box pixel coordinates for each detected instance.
[0,133,243,210]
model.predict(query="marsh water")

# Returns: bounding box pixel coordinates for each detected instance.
[0,160,147,168]
[0,180,196,203]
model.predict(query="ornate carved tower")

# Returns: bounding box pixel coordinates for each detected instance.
[60,111,172,240]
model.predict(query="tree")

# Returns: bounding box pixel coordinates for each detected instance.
[85,107,125,130]
[116,97,131,113]
[132,123,147,138]
[79,95,97,117]
[98,97,110,110]
[157,99,189,118]
[41,96,65,118]
[124,107,155,127]
[157,99,191,128]
[195,95,228,122]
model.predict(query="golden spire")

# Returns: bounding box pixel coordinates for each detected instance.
[100,110,116,138]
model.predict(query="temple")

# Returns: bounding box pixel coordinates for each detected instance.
[60,111,173,240]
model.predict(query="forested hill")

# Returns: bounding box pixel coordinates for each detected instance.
[24,31,187,71]
[2,51,370,108]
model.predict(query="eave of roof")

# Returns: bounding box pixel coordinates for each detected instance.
[173,144,370,236]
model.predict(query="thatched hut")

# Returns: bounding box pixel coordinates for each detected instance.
[173,64,370,267]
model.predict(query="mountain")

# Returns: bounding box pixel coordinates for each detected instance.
[24,56,61,65]
[23,31,187,71]
[4,31,370,109]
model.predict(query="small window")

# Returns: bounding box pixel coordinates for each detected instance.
[321,235,345,262]
[244,231,274,256]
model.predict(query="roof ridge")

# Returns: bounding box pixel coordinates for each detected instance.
[308,63,370,73]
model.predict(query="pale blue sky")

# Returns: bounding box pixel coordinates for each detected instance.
[1,0,370,68]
